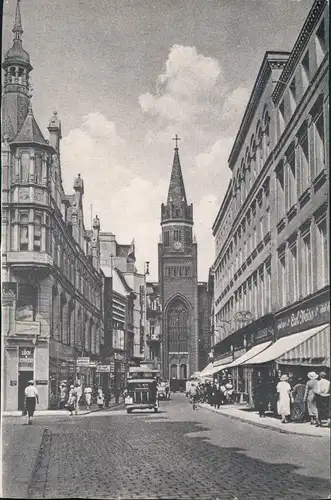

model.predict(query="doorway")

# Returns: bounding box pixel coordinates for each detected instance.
[18,371,33,410]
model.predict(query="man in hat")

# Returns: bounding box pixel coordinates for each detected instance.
[315,372,330,427]
[24,380,39,425]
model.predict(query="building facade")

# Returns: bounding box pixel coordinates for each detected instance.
[145,282,162,374]
[2,1,103,410]
[158,145,199,385]
[211,0,329,403]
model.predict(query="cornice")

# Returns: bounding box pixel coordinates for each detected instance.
[272,0,327,105]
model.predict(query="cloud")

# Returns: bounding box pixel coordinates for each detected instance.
[221,87,250,133]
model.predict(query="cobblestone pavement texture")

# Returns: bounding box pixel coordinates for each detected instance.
[2,394,330,500]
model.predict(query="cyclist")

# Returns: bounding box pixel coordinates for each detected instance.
[189,384,200,410]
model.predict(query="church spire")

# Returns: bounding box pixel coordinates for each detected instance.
[13,0,23,40]
[167,136,187,206]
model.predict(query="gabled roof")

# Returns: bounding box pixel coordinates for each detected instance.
[167,148,187,206]
[11,105,48,146]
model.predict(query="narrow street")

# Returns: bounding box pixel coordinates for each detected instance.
[2,394,329,500]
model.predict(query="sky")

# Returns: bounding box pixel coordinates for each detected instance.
[2,0,314,280]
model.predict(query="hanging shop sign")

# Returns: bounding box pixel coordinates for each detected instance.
[77,357,90,366]
[275,300,330,337]
[96,365,111,372]
[89,361,97,368]
[19,347,34,370]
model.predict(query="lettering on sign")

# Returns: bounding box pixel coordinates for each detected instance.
[96,365,111,372]
[16,321,40,336]
[36,380,48,385]
[276,301,330,332]
[77,357,90,366]
[10,380,18,386]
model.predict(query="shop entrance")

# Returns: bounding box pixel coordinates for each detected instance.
[18,371,33,410]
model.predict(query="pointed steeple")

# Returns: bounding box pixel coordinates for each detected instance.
[167,146,187,206]
[13,0,23,40]
[11,102,48,146]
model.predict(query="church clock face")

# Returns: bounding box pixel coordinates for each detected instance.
[174,241,182,250]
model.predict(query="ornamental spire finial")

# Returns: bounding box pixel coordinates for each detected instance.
[13,0,23,41]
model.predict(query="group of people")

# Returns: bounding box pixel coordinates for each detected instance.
[255,371,330,426]
[59,381,123,415]
[187,376,235,409]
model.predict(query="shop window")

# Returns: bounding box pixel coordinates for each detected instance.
[16,284,37,321]
[20,213,29,250]
[316,217,328,289]
[20,154,30,183]
[164,231,169,246]
[35,156,43,184]
[34,214,42,251]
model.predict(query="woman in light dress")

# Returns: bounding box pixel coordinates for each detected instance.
[97,387,104,409]
[276,374,292,423]
[304,371,319,425]
[84,385,92,410]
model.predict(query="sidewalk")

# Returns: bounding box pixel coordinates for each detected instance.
[199,402,330,437]
[2,400,124,417]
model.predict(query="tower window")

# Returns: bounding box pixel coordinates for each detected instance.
[35,156,43,184]
[20,154,30,183]
[164,231,169,246]
[20,213,29,250]
[34,214,42,251]
[174,230,181,241]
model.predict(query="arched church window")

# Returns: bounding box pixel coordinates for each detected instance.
[20,154,30,183]
[170,364,177,379]
[167,299,189,352]
[20,213,29,250]
[180,364,187,379]
[35,156,43,184]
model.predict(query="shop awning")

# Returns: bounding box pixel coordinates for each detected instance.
[225,341,272,369]
[277,324,330,367]
[200,356,233,377]
[200,363,213,377]
[244,324,329,365]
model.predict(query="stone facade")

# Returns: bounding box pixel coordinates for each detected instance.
[158,146,199,383]
[211,0,329,371]
[1,1,103,410]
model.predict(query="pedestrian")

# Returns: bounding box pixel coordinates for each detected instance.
[74,381,82,415]
[97,387,104,409]
[67,385,77,415]
[291,378,306,422]
[59,381,67,410]
[304,372,319,425]
[219,378,227,405]
[24,380,39,425]
[225,377,234,404]
[276,374,292,423]
[315,372,330,427]
[115,387,121,404]
[104,389,110,408]
[254,377,268,417]
[84,384,92,410]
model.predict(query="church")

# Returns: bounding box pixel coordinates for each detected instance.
[158,139,209,388]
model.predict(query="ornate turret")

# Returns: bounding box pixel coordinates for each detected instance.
[2,0,32,139]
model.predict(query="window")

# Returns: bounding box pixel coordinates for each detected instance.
[285,148,296,211]
[170,364,177,379]
[301,51,310,91]
[252,272,258,317]
[316,217,328,289]
[16,284,37,321]
[51,286,59,339]
[288,241,298,304]
[34,214,42,251]
[35,156,42,184]
[301,229,313,296]
[278,249,286,308]
[60,294,66,343]
[180,364,187,379]
[258,266,265,317]
[20,154,30,183]
[278,100,285,136]
[289,78,296,113]
[164,231,169,246]
[312,102,325,176]
[174,230,181,242]
[297,124,310,194]
[266,261,271,313]
[20,213,29,250]
[315,20,326,66]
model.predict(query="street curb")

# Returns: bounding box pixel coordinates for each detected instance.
[198,404,330,438]
[2,401,124,418]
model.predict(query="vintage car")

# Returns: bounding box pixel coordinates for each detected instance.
[125,378,158,414]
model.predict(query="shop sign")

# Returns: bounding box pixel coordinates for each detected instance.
[96,365,111,372]
[16,321,40,336]
[19,347,34,369]
[276,301,330,336]
[254,327,274,341]
[77,357,90,366]
[89,361,97,368]
[10,380,17,386]
[36,380,48,385]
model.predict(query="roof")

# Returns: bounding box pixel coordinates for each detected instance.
[11,105,48,146]
[166,148,187,206]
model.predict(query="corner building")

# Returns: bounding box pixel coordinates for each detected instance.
[211,0,329,405]
[158,146,199,387]
[1,1,103,410]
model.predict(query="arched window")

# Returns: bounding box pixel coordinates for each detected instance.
[167,299,189,352]
[35,156,43,184]
[34,214,42,251]
[170,364,177,379]
[20,213,29,250]
[180,364,187,379]
[20,154,30,183]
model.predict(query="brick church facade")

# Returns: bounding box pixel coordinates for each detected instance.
[158,144,199,384]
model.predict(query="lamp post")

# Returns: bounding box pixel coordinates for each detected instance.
[143,262,150,361]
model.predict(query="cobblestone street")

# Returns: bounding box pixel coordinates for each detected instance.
[2,394,330,500]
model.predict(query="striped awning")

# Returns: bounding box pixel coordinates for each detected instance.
[200,362,213,377]
[225,341,272,369]
[277,324,330,367]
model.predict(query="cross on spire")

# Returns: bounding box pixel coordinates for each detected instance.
[172,134,181,149]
